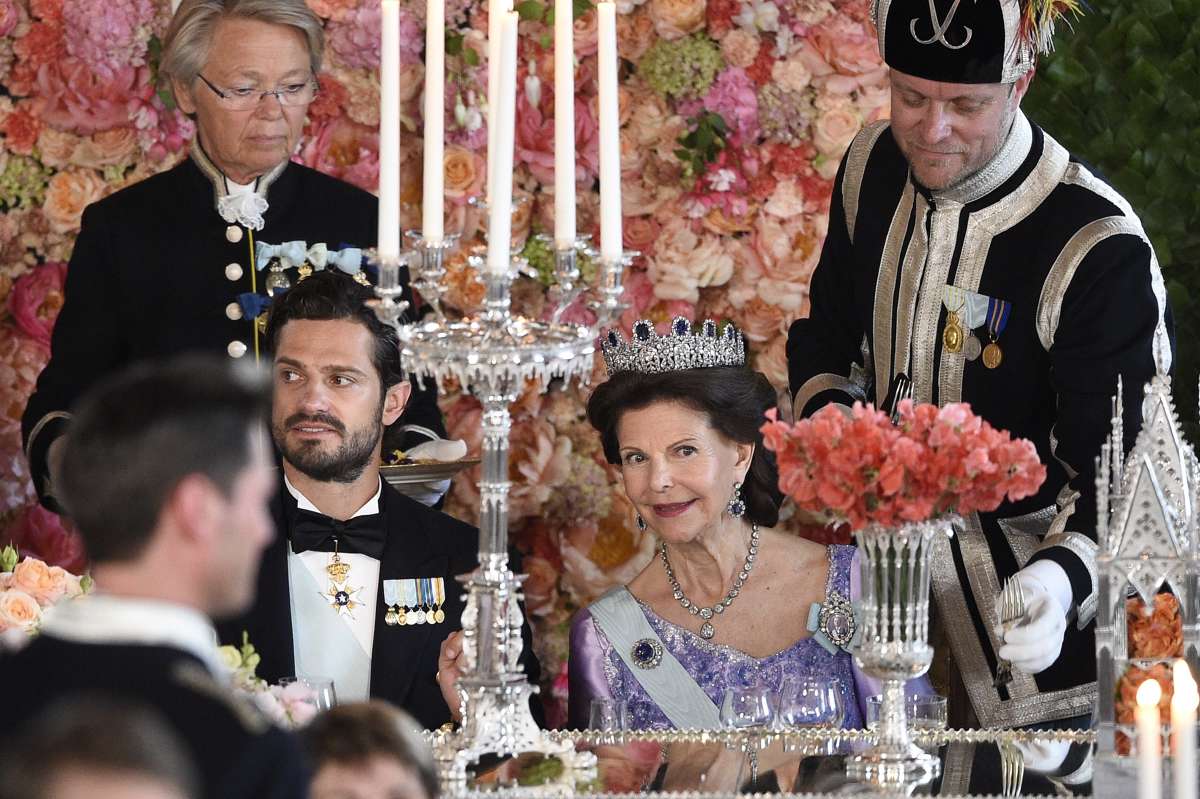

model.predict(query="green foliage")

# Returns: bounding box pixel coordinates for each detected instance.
[1024,0,1200,433]
[675,111,729,178]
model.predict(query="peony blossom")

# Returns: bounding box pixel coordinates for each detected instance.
[9,261,66,346]
[3,505,87,574]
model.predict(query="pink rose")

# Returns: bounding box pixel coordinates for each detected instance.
[297,117,379,193]
[721,29,761,68]
[810,15,881,77]
[12,557,67,605]
[509,419,573,522]
[616,10,657,62]
[34,128,81,169]
[647,0,706,40]
[772,55,813,94]
[42,169,108,234]
[622,215,660,257]
[0,590,41,632]
[573,8,600,57]
[74,128,139,169]
[33,60,148,135]
[0,0,20,38]
[647,221,734,304]
[3,505,87,574]
[443,145,485,204]
[9,262,67,347]
[734,295,787,343]
[813,106,862,160]
[515,92,555,185]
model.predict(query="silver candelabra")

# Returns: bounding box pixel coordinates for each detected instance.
[374,235,634,787]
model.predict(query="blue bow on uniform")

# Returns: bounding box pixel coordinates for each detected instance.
[324,247,363,275]
[255,240,307,269]
[236,292,273,321]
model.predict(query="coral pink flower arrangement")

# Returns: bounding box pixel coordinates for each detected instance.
[761,400,1047,531]
[0,544,89,637]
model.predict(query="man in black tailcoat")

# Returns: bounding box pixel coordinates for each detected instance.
[0,355,307,799]
[787,0,1172,729]
[218,271,541,730]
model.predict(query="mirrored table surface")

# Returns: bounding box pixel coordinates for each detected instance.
[444,728,1100,798]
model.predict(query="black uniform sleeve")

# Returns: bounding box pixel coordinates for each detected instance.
[1029,232,1168,615]
[21,201,126,509]
[786,155,870,417]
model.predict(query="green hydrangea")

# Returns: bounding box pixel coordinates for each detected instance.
[519,236,597,289]
[639,34,724,101]
[0,155,50,210]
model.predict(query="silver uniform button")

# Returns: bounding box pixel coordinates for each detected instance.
[225,302,243,320]
[225,263,243,281]
[227,340,247,358]
[226,225,243,243]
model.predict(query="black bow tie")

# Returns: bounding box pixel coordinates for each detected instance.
[289,509,386,559]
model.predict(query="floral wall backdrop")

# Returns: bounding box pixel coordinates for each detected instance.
[0,0,888,725]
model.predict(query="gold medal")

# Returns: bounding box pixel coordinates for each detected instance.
[297,263,313,281]
[982,341,1003,369]
[431,578,446,625]
[942,310,964,353]
[434,608,446,623]
[326,552,351,584]
[397,607,408,625]
[385,605,399,626]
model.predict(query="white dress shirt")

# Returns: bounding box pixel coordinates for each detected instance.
[284,476,381,702]
[40,593,225,676]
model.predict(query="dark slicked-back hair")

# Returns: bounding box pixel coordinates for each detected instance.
[264,271,404,392]
[586,366,784,528]
[58,354,270,563]
[302,701,438,799]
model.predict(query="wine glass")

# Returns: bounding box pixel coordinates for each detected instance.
[777,676,845,729]
[720,685,776,729]
[588,698,629,730]
[281,675,337,712]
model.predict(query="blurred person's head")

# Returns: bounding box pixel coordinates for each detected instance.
[302,701,438,799]
[57,355,275,619]
[0,696,198,799]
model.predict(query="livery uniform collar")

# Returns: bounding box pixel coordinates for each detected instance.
[919,111,1034,207]
[189,143,288,230]
[40,593,225,677]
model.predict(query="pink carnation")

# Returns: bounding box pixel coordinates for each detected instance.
[9,261,67,347]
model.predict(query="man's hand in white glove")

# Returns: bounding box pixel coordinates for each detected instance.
[995,560,1073,675]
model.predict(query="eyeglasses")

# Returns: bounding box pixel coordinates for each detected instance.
[197,73,318,111]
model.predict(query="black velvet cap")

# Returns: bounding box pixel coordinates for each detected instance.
[875,0,1033,84]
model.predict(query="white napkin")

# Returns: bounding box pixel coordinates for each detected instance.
[405,438,468,462]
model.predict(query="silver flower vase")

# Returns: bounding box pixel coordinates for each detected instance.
[847,516,955,791]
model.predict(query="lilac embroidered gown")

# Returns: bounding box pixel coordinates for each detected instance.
[568,544,877,730]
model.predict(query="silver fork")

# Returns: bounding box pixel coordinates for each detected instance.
[888,374,913,424]
[999,741,1025,796]
[994,577,1027,688]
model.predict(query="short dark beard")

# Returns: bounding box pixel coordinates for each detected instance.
[273,409,382,484]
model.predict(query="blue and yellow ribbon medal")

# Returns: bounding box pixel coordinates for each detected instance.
[982,297,1012,370]
[401,579,421,625]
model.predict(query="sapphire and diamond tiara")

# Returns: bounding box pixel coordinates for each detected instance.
[600,317,746,376]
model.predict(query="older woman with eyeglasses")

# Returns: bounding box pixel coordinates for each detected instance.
[22,0,444,513]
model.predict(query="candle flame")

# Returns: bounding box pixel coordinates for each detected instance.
[1174,661,1199,710]
[1139,678,1163,707]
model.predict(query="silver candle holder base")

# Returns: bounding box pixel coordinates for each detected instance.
[405,231,460,320]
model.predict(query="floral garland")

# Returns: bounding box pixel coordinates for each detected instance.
[0,0,887,726]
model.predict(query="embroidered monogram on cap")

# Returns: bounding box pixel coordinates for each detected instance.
[910,0,974,49]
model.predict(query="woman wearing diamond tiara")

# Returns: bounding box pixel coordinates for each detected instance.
[568,318,885,733]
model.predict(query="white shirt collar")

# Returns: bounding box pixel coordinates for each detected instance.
[225,177,256,195]
[283,474,381,518]
[40,594,225,676]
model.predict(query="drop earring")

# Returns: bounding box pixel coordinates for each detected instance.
[726,482,746,518]
[636,514,647,532]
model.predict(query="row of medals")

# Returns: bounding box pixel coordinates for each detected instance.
[943,309,1003,369]
[385,603,445,626]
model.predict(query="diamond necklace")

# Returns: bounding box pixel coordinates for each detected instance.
[659,523,760,640]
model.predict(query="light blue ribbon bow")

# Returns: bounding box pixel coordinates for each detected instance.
[324,247,363,275]
[255,240,307,269]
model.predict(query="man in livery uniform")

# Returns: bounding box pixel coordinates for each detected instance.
[21,0,443,513]
[787,0,1171,728]
[218,272,541,730]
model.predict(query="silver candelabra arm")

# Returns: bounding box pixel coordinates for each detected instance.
[368,250,412,331]
[405,232,460,322]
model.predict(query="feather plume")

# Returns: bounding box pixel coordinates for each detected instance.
[1019,0,1086,56]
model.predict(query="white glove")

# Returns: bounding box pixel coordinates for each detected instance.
[996,560,1073,675]
[393,439,467,506]
[399,478,453,507]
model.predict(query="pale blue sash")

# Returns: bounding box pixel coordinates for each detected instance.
[589,587,721,729]
[287,549,372,701]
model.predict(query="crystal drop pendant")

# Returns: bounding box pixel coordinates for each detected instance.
[700,622,715,639]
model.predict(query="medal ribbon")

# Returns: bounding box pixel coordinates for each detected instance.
[986,297,1011,340]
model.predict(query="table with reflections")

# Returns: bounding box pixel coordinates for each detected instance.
[444,728,1099,798]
